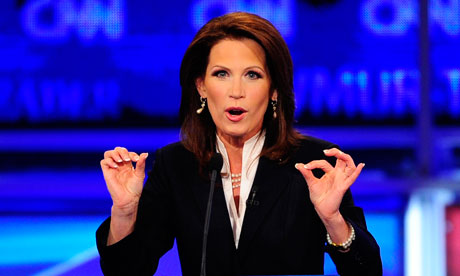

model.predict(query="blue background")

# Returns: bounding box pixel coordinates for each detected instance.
[0,0,459,275]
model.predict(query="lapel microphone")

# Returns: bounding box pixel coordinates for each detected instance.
[246,185,259,207]
[200,153,223,276]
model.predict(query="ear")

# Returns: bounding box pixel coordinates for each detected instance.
[271,90,278,101]
[195,77,207,98]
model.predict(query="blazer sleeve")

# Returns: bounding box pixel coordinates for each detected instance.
[96,147,175,276]
[326,188,383,276]
[315,141,383,275]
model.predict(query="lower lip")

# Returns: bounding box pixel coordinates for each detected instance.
[226,112,246,122]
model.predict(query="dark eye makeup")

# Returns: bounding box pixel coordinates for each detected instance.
[212,70,228,78]
[247,71,262,79]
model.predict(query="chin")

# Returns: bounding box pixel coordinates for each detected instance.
[225,126,259,140]
[226,131,246,138]
[221,126,247,138]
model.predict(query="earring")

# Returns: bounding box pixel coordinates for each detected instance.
[196,97,207,114]
[271,99,277,119]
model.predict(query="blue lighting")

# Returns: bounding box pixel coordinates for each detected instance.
[1,1,459,275]
[431,0,460,35]
[191,0,294,38]
[0,216,105,265]
[361,0,460,37]
[21,0,124,42]
[341,71,354,86]
[446,70,460,118]
[0,79,120,123]
[0,0,456,124]
[294,68,433,119]
[361,0,417,35]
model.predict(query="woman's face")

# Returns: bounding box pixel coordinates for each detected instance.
[196,38,277,144]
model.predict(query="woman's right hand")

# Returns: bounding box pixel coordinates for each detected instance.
[101,147,149,245]
[100,147,149,213]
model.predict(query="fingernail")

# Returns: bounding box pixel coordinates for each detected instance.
[304,164,311,169]
[323,149,329,154]
[113,164,118,168]
[134,156,140,161]
[124,158,131,162]
[145,153,149,158]
[117,159,123,163]
[295,163,300,169]
[362,163,366,167]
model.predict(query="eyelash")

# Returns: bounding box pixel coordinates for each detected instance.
[211,70,263,79]
[212,70,228,78]
[247,71,262,79]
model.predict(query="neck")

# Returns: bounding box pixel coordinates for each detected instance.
[217,133,245,174]
[221,142,242,174]
[217,133,244,150]
[217,130,262,174]
[217,129,261,151]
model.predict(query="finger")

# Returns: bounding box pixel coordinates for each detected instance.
[344,166,354,177]
[336,158,346,170]
[129,152,140,162]
[104,150,123,163]
[115,147,131,162]
[101,158,119,169]
[295,163,319,184]
[324,148,356,168]
[134,153,149,177]
[346,163,365,186]
[304,160,334,173]
[339,152,356,169]
[323,148,342,156]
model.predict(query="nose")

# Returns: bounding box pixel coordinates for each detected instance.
[230,78,244,99]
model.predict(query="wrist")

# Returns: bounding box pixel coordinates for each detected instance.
[326,221,355,251]
[108,204,138,246]
[320,212,351,245]
[317,210,343,227]
[111,201,139,218]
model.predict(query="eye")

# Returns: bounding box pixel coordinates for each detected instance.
[212,70,228,78]
[247,71,262,80]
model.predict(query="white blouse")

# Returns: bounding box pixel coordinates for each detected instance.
[216,131,265,249]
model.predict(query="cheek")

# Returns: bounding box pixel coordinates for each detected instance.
[253,91,270,115]
[205,95,225,126]
[255,101,269,119]
[205,83,227,107]
[206,92,224,112]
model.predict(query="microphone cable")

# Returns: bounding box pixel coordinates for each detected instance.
[200,153,223,276]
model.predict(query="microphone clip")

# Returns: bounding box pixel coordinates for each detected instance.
[246,186,259,206]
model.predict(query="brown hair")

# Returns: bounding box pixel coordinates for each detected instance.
[179,12,303,168]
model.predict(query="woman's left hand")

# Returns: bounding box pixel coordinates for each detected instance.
[295,148,364,223]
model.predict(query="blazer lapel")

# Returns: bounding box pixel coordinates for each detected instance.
[191,172,212,218]
[237,157,289,256]
[191,169,235,247]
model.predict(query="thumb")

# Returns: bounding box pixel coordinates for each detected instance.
[134,153,148,177]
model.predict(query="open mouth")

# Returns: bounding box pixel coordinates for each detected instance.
[225,107,247,122]
[226,107,246,115]
[228,109,244,116]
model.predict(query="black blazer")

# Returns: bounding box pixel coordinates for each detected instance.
[96,136,382,275]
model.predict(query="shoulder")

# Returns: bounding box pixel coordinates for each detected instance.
[157,141,187,154]
[299,135,337,150]
[155,141,195,162]
[150,142,199,179]
[289,135,339,164]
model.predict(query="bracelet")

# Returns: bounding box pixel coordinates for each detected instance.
[326,222,355,250]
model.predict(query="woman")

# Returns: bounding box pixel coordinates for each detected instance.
[97,12,382,275]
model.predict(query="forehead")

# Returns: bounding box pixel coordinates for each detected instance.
[207,38,267,67]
